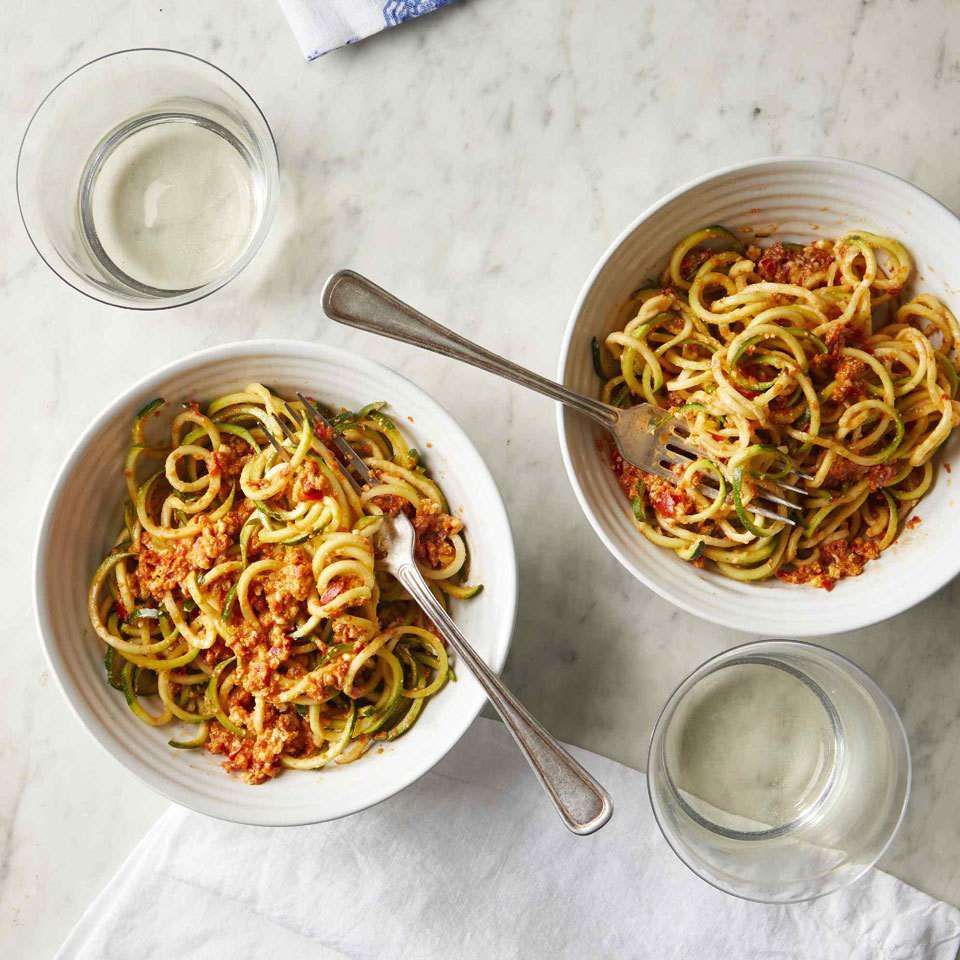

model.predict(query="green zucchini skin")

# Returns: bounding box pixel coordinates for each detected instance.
[90,385,483,783]
[677,539,704,562]
[596,225,952,587]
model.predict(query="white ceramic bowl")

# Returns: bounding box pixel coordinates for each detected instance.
[34,340,517,825]
[558,157,960,637]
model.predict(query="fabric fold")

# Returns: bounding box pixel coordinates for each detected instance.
[277,0,457,61]
[56,718,960,960]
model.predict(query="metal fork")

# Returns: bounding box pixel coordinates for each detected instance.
[321,270,800,526]
[296,394,613,836]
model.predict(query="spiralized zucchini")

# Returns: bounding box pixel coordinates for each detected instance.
[89,386,481,782]
[597,229,960,588]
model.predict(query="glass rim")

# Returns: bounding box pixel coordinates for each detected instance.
[645,637,912,904]
[16,46,280,311]
[661,653,844,843]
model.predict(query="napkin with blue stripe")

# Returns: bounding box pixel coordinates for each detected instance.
[278,0,457,60]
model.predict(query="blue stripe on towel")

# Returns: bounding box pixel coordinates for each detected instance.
[383,0,455,27]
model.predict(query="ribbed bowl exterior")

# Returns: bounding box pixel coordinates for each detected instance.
[34,341,517,825]
[558,157,960,636]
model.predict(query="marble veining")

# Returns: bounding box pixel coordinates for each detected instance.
[3,0,960,955]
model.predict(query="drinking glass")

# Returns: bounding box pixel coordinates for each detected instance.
[17,48,279,309]
[647,639,910,902]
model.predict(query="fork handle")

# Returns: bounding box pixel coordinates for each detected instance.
[322,270,618,428]
[393,563,613,836]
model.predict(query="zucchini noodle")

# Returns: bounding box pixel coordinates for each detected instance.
[596,228,960,589]
[89,386,481,783]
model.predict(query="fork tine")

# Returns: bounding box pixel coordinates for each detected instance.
[693,482,797,526]
[772,479,808,496]
[263,430,291,461]
[737,498,797,526]
[297,397,362,495]
[657,450,800,518]
[658,442,805,513]
[752,488,800,512]
[658,449,698,470]
[298,393,372,489]
[652,450,799,523]
[275,416,296,440]
[662,436,704,460]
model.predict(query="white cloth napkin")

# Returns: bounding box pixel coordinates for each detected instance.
[278,0,456,61]
[56,718,960,959]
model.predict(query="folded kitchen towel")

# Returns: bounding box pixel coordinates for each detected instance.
[56,718,960,960]
[278,0,457,60]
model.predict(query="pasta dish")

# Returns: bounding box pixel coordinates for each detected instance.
[595,228,960,588]
[88,384,479,783]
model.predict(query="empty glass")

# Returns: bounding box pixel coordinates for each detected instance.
[647,639,910,902]
[17,48,279,309]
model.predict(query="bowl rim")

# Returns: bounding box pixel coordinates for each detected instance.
[16,47,280,312]
[556,154,960,635]
[33,338,518,825]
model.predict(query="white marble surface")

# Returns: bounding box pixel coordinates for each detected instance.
[4,0,960,956]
